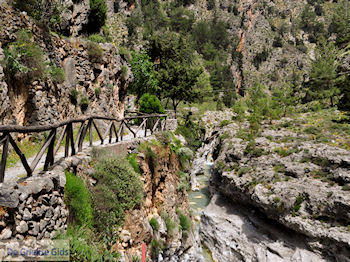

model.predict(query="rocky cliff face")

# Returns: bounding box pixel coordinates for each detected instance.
[111,141,203,262]
[0,4,132,126]
[195,111,350,261]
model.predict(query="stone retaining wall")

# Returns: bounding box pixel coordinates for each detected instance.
[0,154,91,241]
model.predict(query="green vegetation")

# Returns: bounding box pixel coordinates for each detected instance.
[160,212,177,236]
[65,172,93,227]
[127,153,140,174]
[48,65,65,84]
[87,42,103,63]
[79,96,90,112]
[92,156,143,233]
[138,93,165,114]
[149,217,159,231]
[179,213,191,231]
[129,51,159,100]
[151,239,164,258]
[70,89,79,105]
[293,195,305,212]
[94,87,102,98]
[3,30,45,83]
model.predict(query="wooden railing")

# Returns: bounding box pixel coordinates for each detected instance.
[0,114,168,183]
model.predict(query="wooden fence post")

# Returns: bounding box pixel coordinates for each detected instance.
[44,128,56,171]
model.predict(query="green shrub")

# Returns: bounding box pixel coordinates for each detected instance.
[127,153,140,174]
[70,89,79,105]
[237,167,250,177]
[65,172,93,227]
[88,34,106,43]
[139,93,165,114]
[49,65,65,84]
[80,96,90,112]
[179,213,191,231]
[92,157,143,232]
[342,184,350,191]
[177,147,194,168]
[273,197,280,203]
[57,226,118,261]
[177,171,190,192]
[149,217,159,231]
[219,120,230,127]
[303,126,321,135]
[87,42,103,63]
[88,0,107,33]
[150,239,163,258]
[121,65,128,80]
[160,212,177,236]
[4,30,45,82]
[94,87,102,98]
[293,195,304,212]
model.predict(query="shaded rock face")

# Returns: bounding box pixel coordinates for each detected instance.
[201,195,329,262]
[0,5,132,126]
[199,114,350,261]
[114,143,203,262]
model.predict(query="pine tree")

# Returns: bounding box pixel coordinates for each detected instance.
[309,38,341,107]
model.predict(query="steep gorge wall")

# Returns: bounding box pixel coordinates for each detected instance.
[0,4,132,126]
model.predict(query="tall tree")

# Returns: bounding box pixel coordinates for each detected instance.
[147,32,202,113]
[129,51,159,101]
[309,38,341,107]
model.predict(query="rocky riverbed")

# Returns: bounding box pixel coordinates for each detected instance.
[189,110,350,262]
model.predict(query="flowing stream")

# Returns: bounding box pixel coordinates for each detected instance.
[188,157,214,262]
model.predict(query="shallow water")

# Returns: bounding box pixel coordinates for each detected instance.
[188,162,214,262]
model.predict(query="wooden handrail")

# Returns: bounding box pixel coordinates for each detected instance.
[0,113,168,183]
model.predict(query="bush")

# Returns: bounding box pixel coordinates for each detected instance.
[88,34,106,43]
[219,120,230,127]
[92,157,143,232]
[150,239,163,258]
[149,217,159,231]
[88,0,107,33]
[49,65,65,84]
[127,153,140,174]
[179,213,191,231]
[70,89,79,105]
[87,42,103,63]
[138,93,165,114]
[58,226,118,261]
[94,87,101,98]
[160,212,177,236]
[80,96,90,112]
[65,171,93,227]
[4,30,46,82]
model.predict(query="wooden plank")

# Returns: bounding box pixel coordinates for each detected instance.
[44,128,56,171]
[78,121,89,152]
[8,134,32,177]
[123,120,136,137]
[74,122,85,149]
[0,134,8,145]
[92,120,104,145]
[103,122,113,141]
[134,118,147,135]
[54,125,66,156]
[152,117,161,133]
[69,123,75,156]
[144,118,147,137]
[109,122,113,143]
[65,124,70,157]
[89,119,93,147]
[119,121,124,141]
[30,130,55,172]
[112,122,118,142]
[0,134,9,183]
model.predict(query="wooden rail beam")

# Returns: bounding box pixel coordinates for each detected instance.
[8,134,32,177]
[44,128,56,171]
[0,134,9,183]
[30,130,55,172]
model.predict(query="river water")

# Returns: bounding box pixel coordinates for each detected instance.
[188,160,214,262]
